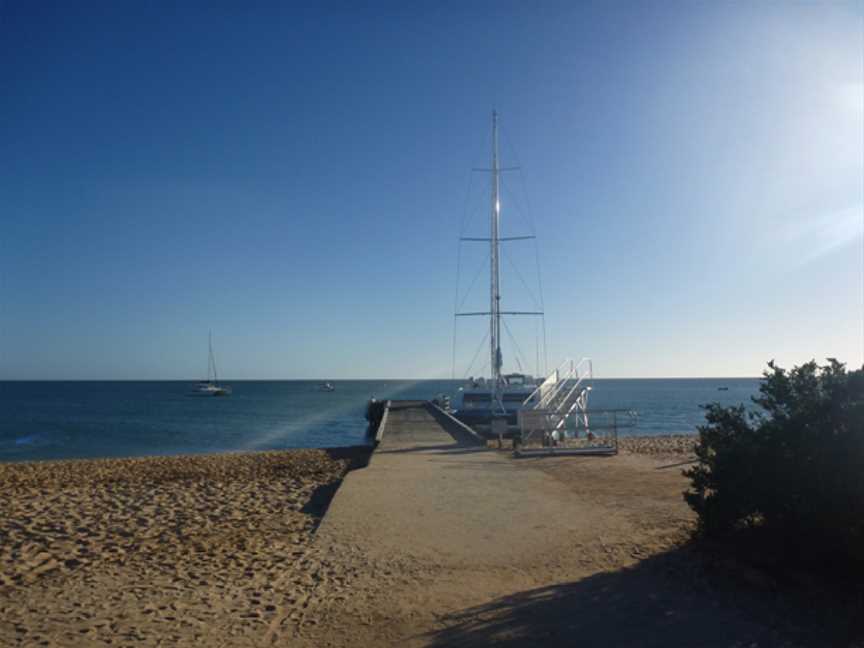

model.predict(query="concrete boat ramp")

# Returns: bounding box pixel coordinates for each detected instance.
[308,401,776,648]
[311,399,619,645]
[317,400,596,568]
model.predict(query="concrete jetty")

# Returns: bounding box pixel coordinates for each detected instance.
[374,400,483,449]
[307,401,792,647]
[320,401,574,560]
[318,399,623,570]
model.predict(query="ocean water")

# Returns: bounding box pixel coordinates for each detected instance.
[0,378,760,462]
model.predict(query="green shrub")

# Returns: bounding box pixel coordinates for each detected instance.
[685,359,864,571]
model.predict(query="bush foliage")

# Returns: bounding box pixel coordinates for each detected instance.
[685,359,864,571]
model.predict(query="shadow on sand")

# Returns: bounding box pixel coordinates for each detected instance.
[301,446,374,524]
[424,546,861,648]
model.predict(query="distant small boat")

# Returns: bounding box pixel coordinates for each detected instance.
[320,382,335,392]
[717,386,729,391]
[190,382,230,397]
[189,331,231,397]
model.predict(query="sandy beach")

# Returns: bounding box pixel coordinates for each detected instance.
[0,436,695,646]
[2,432,846,647]
[0,448,368,646]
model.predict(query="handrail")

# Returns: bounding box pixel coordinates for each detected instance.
[527,357,592,410]
[557,375,587,410]
[522,357,570,406]
[545,370,583,409]
[537,362,573,409]
[546,378,584,410]
[519,358,595,446]
[374,400,392,445]
[554,388,589,430]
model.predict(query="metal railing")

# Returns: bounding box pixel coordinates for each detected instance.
[520,358,593,436]
[523,357,593,411]
[516,408,638,456]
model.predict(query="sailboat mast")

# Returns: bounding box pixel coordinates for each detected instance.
[490,110,502,404]
[209,330,218,385]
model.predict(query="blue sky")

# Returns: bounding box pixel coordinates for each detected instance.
[1,1,862,379]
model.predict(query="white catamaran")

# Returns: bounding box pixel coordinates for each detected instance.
[189,331,231,397]
[451,111,544,428]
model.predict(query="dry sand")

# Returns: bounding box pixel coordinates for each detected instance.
[1,435,848,647]
[0,448,368,647]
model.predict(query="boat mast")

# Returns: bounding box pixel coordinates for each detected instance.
[490,110,503,410]
[209,330,218,385]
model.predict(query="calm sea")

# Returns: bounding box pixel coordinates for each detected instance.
[0,378,760,462]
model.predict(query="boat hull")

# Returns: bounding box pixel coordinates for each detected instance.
[451,375,537,435]
[452,409,526,439]
[187,383,231,397]
[453,409,519,427]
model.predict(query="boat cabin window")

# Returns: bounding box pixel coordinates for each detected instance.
[463,394,491,404]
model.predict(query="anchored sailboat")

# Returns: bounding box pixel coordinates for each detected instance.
[451,111,544,428]
[189,331,231,397]
[451,112,603,448]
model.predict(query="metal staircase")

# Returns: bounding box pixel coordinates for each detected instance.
[516,358,636,456]
[519,358,593,440]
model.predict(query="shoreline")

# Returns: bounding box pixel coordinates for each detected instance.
[1,433,697,467]
[0,435,695,586]
[0,443,372,468]
[618,433,697,456]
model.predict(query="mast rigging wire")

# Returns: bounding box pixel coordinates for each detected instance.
[502,317,529,375]
[502,124,548,374]
[463,330,490,379]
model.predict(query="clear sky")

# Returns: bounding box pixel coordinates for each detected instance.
[1,1,862,379]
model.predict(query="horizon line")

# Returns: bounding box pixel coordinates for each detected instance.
[0,376,764,382]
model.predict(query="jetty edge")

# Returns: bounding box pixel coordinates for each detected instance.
[364,399,484,450]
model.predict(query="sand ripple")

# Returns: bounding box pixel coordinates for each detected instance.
[0,449,369,646]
